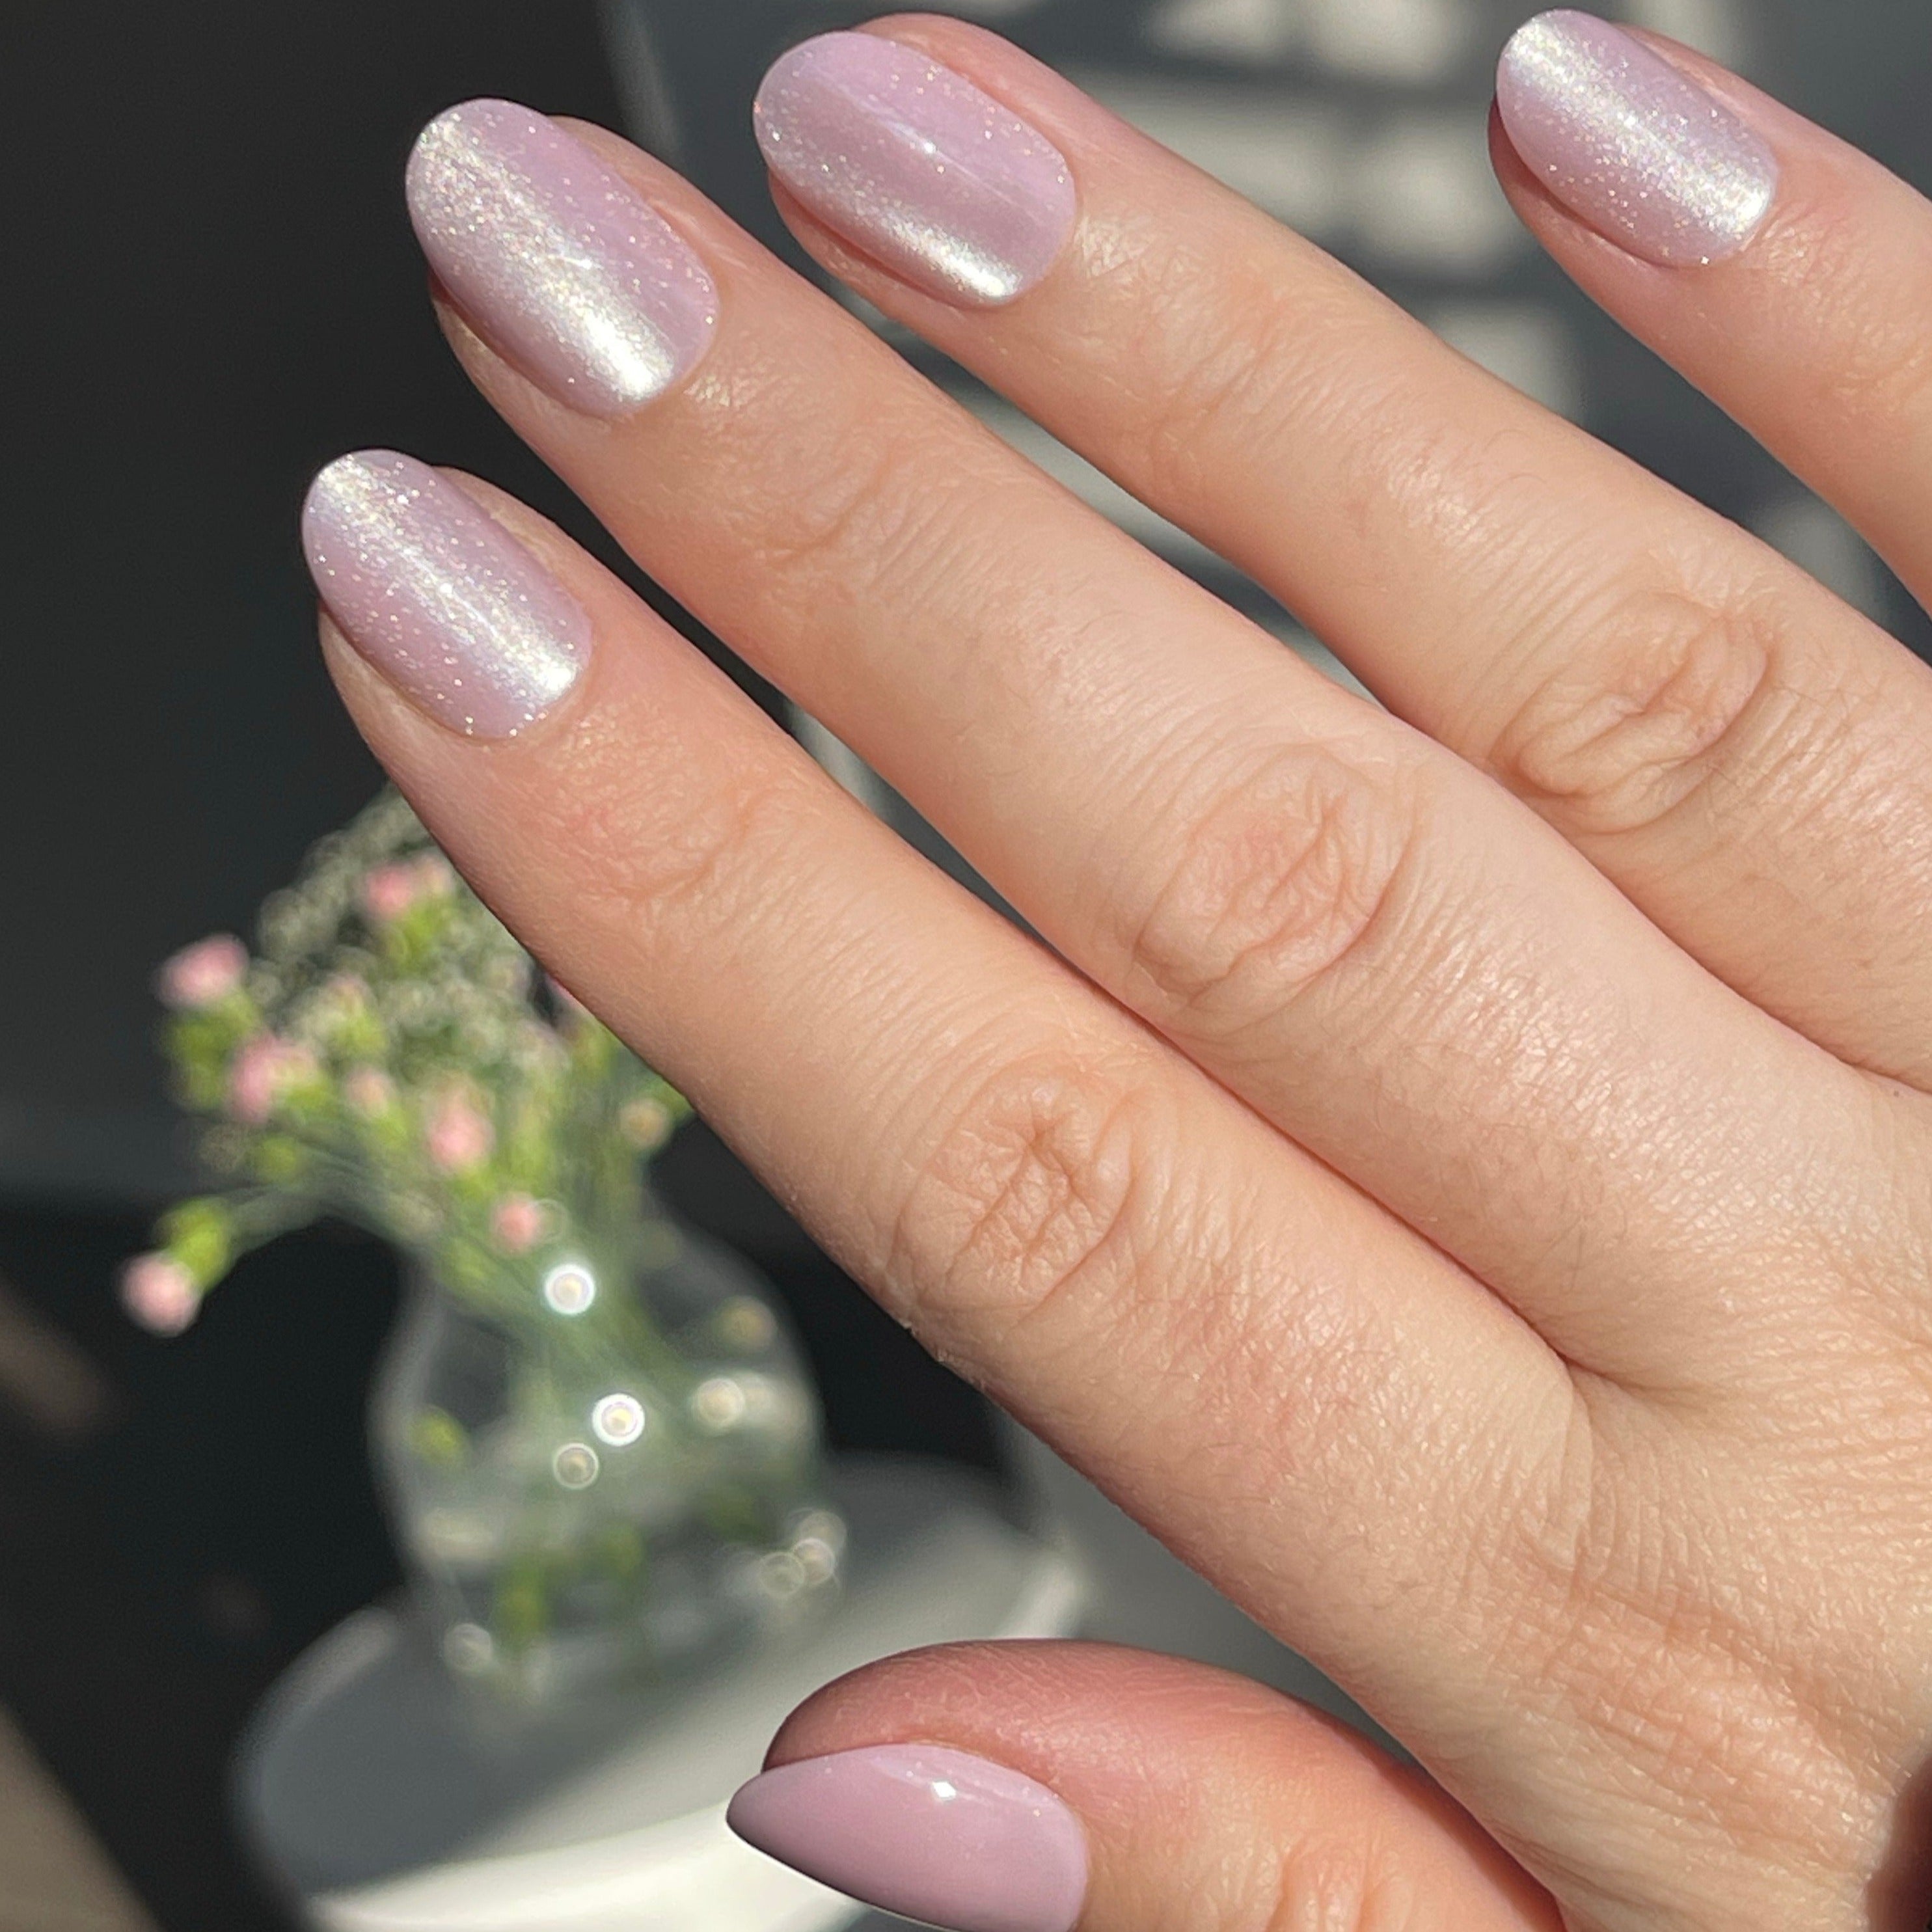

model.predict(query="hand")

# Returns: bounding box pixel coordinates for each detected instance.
[299,12,1932,1929]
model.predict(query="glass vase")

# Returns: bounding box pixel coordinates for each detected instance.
[369,1199,841,1709]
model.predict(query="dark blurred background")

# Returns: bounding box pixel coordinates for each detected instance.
[7,2,633,1193]
[3,1,1930,1927]
[4,8,994,1927]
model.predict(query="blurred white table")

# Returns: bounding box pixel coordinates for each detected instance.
[236,1458,1083,1932]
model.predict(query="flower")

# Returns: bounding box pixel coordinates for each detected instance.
[135,794,689,1340]
[344,1066,396,1117]
[320,972,372,1017]
[412,853,457,898]
[360,863,424,924]
[361,854,458,925]
[120,1253,200,1335]
[157,934,248,1010]
[227,1035,316,1126]
[426,1093,495,1173]
[491,1194,547,1255]
[619,1098,674,1152]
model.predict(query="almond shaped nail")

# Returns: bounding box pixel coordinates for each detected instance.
[728,1744,1087,1932]
[407,99,718,416]
[754,33,1077,307]
[1497,10,1777,267]
[302,452,589,739]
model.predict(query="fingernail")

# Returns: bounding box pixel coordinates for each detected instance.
[1497,10,1776,266]
[727,1745,1087,1932]
[406,99,718,416]
[754,33,1077,307]
[302,452,590,739]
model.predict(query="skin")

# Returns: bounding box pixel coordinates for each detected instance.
[318,17,1932,1930]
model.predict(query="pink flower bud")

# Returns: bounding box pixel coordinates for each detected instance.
[360,863,423,924]
[321,973,372,1014]
[344,1067,396,1117]
[426,1093,495,1173]
[413,854,457,898]
[491,1194,547,1255]
[227,1035,316,1126]
[121,1253,200,1335]
[157,934,249,1010]
[619,1098,673,1152]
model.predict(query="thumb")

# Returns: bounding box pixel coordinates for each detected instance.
[726,1640,1558,1932]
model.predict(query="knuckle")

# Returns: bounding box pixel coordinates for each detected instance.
[1117,741,1418,1041]
[1482,1405,1871,1898]
[1256,1840,1431,1932]
[542,740,804,946]
[1547,1615,1862,1894]
[885,1048,1168,1350]
[1766,202,1932,432]
[1136,279,1355,507]
[1817,286,1932,432]
[1114,231,1482,567]
[1136,305,1286,494]
[1489,571,1780,839]
[728,392,988,612]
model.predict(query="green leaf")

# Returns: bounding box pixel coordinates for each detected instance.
[493,1556,551,1648]
[159,1197,234,1285]
[700,1481,776,1544]
[593,1523,646,1581]
[251,1137,310,1186]
[407,1406,469,1470]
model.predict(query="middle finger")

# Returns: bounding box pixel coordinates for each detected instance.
[405,101,1892,1381]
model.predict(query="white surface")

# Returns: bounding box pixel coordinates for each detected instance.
[312,1812,839,1932]
[239,1459,1084,1932]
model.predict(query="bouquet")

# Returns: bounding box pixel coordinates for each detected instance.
[123,790,688,1335]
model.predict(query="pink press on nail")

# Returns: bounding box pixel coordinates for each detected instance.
[407,99,718,416]
[1497,10,1776,267]
[754,33,1077,306]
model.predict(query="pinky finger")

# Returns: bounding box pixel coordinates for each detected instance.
[727,1641,1560,1932]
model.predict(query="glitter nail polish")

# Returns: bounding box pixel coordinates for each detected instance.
[1497,10,1777,267]
[754,33,1078,307]
[407,100,718,417]
[303,452,590,739]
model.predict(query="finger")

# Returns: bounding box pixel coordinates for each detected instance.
[304,451,1575,1780]
[728,1642,1561,1932]
[404,105,1898,1382]
[1494,14,1932,612]
[1488,14,1932,1088]
[755,16,1932,1090]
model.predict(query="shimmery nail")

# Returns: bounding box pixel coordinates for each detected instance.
[728,1745,1088,1932]
[1497,10,1776,267]
[406,99,718,416]
[754,33,1077,307]
[302,452,589,739]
